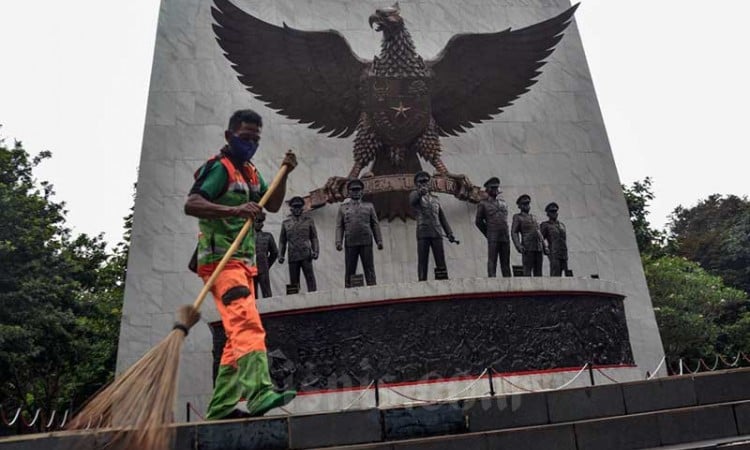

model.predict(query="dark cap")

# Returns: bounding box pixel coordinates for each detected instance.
[347,178,364,189]
[516,194,531,205]
[545,202,559,212]
[484,177,501,188]
[289,196,305,207]
[414,171,431,183]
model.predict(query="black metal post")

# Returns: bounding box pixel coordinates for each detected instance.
[186,402,190,423]
[588,362,595,386]
[374,379,380,407]
[488,368,495,396]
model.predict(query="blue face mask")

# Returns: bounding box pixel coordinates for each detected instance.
[228,135,259,162]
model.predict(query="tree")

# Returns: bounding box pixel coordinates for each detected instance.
[622,177,665,256]
[0,135,128,417]
[669,194,750,295]
[643,256,747,362]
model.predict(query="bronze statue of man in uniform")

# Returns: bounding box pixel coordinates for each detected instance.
[475,177,511,277]
[511,194,546,277]
[540,202,568,277]
[278,196,318,292]
[253,212,278,298]
[335,178,384,287]
[409,171,457,281]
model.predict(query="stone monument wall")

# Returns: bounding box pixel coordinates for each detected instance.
[118,0,665,418]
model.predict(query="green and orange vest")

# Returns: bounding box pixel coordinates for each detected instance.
[195,154,265,268]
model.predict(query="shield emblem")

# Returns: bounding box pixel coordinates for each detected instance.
[366,77,431,146]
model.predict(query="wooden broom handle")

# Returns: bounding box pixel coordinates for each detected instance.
[191,163,290,311]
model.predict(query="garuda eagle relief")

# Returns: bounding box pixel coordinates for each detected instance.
[212,0,578,220]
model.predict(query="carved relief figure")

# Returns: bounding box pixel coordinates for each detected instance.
[212,0,578,218]
[475,177,511,278]
[279,196,318,292]
[335,179,384,287]
[253,212,278,298]
[540,202,569,277]
[511,194,546,277]
[409,171,456,281]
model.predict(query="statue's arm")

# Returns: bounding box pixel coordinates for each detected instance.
[268,235,279,267]
[335,207,345,248]
[438,206,454,238]
[278,225,287,261]
[370,205,383,247]
[409,190,422,208]
[309,218,320,256]
[475,203,487,237]
[511,215,523,252]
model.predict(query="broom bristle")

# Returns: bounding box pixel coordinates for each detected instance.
[68,305,201,450]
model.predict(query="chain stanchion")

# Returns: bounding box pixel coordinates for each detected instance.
[595,368,621,383]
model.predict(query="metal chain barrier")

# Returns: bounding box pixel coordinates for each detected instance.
[647,356,666,380]
[342,380,376,411]
[595,368,621,383]
[385,369,490,404]
[491,364,590,393]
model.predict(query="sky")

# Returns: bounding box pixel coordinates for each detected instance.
[0,0,748,245]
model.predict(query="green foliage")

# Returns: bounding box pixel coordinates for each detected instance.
[669,194,750,295]
[622,177,666,256]
[0,136,129,413]
[644,255,747,361]
[624,179,750,365]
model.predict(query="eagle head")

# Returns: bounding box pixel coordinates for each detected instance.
[369,3,404,35]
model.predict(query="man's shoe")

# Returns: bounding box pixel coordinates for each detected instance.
[247,390,297,417]
[222,408,253,420]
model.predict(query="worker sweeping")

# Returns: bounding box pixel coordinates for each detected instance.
[184,109,297,419]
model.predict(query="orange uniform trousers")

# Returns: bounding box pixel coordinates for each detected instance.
[199,260,266,366]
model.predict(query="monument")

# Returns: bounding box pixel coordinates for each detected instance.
[118,0,665,418]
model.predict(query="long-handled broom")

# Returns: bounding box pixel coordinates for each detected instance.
[67,159,292,449]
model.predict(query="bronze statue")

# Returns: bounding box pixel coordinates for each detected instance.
[279,197,318,292]
[212,0,578,219]
[409,171,457,281]
[475,177,511,278]
[336,179,384,287]
[540,202,568,277]
[253,212,278,298]
[511,194,546,277]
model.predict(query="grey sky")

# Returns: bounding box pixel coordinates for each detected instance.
[0,1,747,245]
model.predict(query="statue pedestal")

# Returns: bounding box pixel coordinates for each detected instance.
[205,277,638,415]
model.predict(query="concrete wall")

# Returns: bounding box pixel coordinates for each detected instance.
[118,0,665,419]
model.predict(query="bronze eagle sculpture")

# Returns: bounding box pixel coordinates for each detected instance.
[212,0,578,219]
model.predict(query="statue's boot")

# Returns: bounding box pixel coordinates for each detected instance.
[239,351,297,416]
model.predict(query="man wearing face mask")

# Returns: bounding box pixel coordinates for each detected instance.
[335,178,383,287]
[185,109,297,420]
[278,196,319,293]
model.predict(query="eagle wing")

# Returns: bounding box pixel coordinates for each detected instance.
[212,0,369,137]
[428,4,579,136]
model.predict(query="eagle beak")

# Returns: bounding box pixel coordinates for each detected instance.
[369,14,379,30]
